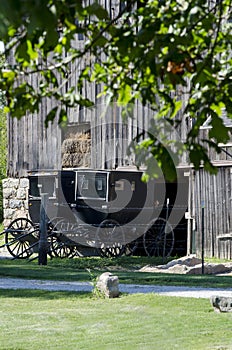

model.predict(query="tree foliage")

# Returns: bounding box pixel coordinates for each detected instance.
[0,0,231,177]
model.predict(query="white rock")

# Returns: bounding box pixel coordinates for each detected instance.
[20,178,29,188]
[9,199,22,209]
[96,272,119,298]
[16,188,26,200]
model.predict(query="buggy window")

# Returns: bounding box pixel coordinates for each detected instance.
[29,177,56,198]
[77,173,107,200]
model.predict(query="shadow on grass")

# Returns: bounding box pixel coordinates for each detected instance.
[0,288,92,300]
[0,257,231,289]
[117,271,232,288]
[0,260,92,281]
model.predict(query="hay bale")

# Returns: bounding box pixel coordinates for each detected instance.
[79,139,91,154]
[62,135,91,154]
[66,132,90,140]
[72,153,83,167]
[62,153,73,167]
[69,152,91,167]
[62,139,76,154]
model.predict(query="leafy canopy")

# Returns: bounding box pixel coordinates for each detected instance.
[0,0,232,178]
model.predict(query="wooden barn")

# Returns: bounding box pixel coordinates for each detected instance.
[4,99,190,257]
[189,117,232,260]
[2,1,232,260]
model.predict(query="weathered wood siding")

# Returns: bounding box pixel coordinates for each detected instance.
[7,113,62,177]
[193,166,232,259]
[7,0,190,178]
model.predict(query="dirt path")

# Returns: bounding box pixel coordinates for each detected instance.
[0,276,232,299]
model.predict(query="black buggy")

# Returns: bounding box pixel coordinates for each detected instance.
[1,168,188,259]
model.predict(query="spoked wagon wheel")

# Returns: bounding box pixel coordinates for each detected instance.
[50,219,77,258]
[5,218,36,259]
[124,239,139,256]
[96,219,125,258]
[143,218,174,258]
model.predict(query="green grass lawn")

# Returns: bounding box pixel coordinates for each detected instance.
[0,257,231,349]
[0,290,231,350]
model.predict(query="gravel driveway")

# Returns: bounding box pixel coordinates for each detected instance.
[0,277,232,299]
[0,249,232,299]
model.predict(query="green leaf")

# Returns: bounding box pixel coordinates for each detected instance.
[45,106,58,127]
[58,108,68,128]
[27,40,38,61]
[2,70,15,83]
[118,84,132,105]
[86,3,109,20]
[16,39,30,62]
[208,113,230,144]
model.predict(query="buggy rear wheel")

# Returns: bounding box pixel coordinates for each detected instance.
[143,218,174,258]
[50,219,77,258]
[96,219,125,258]
[124,239,139,256]
[5,218,36,259]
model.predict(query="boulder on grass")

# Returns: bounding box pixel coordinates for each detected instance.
[211,296,232,313]
[96,272,119,298]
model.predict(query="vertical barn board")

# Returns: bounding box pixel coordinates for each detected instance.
[229,168,232,231]
[209,172,214,256]
[17,117,24,175]
[194,171,199,255]
[209,173,215,256]
[194,169,204,257]
[213,173,219,255]
[42,97,47,168]
[101,104,107,169]
[194,166,232,258]
[224,169,230,232]
[28,112,33,172]
[23,115,27,174]
[90,111,95,168]
[219,169,224,236]
[67,39,86,124]
[204,171,209,256]
[109,104,114,169]
[203,170,210,256]
[13,117,19,176]
[7,116,12,177]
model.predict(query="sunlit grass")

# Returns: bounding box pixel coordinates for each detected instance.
[0,290,231,350]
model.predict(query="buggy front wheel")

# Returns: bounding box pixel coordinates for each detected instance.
[5,218,36,259]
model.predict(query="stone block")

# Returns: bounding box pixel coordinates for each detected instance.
[4,209,14,220]
[8,179,20,188]
[3,198,9,209]
[9,199,22,209]
[2,179,9,188]
[14,211,28,219]
[16,188,26,200]
[3,188,16,199]
[96,272,120,298]
[20,178,29,188]
[211,296,232,312]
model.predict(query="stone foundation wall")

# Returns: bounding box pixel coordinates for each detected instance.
[2,177,29,227]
